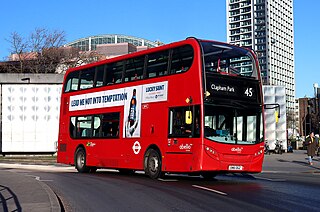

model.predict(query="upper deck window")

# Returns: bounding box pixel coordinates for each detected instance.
[146,50,169,78]
[95,65,105,87]
[64,71,79,92]
[107,61,124,84]
[80,68,95,90]
[170,45,194,74]
[125,56,145,82]
[64,44,195,93]
[200,41,258,79]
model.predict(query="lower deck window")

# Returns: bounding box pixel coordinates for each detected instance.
[70,112,120,139]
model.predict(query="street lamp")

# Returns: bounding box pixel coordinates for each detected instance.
[21,77,30,83]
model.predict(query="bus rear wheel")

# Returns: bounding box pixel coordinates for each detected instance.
[144,149,162,179]
[75,147,90,173]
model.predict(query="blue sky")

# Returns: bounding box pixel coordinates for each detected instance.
[0,0,318,98]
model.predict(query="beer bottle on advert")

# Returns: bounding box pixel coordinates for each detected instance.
[128,89,137,127]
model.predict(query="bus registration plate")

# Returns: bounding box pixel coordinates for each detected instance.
[228,165,243,171]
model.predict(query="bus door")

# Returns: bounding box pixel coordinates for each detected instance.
[166,106,200,171]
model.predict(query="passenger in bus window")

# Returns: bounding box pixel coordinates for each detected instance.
[176,66,185,73]
[107,77,115,85]
[184,123,192,135]
[173,111,183,135]
[76,122,82,138]
[70,121,75,137]
[107,128,113,137]
[94,126,101,137]
[173,111,190,136]
[194,117,200,135]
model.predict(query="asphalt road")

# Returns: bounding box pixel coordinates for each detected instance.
[1,151,320,212]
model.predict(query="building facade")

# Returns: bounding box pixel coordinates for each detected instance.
[297,87,320,138]
[65,34,159,52]
[226,0,295,111]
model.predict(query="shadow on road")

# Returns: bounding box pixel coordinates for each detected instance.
[0,185,22,212]
[277,159,320,171]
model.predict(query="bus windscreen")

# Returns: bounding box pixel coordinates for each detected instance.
[200,41,258,78]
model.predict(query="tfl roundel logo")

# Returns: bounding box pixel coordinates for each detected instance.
[132,141,141,155]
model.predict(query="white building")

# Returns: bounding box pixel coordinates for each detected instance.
[226,0,295,111]
[263,86,287,151]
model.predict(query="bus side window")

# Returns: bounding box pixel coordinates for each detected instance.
[169,106,200,138]
[170,45,194,74]
[169,107,191,137]
[105,64,115,85]
[101,112,120,138]
[70,117,76,138]
[111,61,124,84]
[93,115,102,137]
[146,50,169,78]
[95,65,105,87]
[64,71,79,92]
[124,57,145,82]
[78,116,93,138]
[80,68,95,90]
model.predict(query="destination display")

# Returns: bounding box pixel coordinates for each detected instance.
[206,76,261,103]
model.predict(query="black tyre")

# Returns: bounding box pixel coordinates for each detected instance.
[201,172,217,180]
[118,169,135,175]
[89,167,97,173]
[144,149,162,179]
[75,147,90,173]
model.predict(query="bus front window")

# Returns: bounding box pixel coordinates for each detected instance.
[200,41,258,79]
[204,105,262,144]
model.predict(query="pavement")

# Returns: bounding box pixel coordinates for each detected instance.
[0,170,61,212]
[0,150,319,212]
[0,156,62,212]
[262,149,320,173]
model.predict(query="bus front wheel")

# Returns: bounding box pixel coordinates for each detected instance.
[144,149,162,179]
[75,147,90,173]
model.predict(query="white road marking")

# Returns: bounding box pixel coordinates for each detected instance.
[262,171,291,174]
[192,185,227,196]
[254,176,286,182]
[158,178,178,182]
[26,174,53,182]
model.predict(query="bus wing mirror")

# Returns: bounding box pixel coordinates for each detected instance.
[264,103,280,122]
[185,111,192,124]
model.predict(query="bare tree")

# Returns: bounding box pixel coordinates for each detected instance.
[29,28,66,73]
[5,28,67,73]
[55,50,104,74]
[6,31,29,73]
[4,28,107,74]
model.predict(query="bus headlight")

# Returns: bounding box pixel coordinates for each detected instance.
[204,146,219,160]
[254,149,263,157]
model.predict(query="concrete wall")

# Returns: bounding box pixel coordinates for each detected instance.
[0,73,64,84]
[0,73,63,154]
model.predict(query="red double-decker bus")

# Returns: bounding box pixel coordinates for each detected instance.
[57,37,265,179]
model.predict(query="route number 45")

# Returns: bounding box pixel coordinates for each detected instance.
[245,88,253,97]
